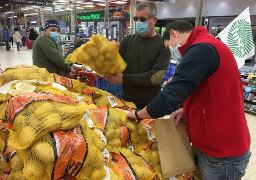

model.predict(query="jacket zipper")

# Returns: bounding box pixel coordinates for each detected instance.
[202,108,207,123]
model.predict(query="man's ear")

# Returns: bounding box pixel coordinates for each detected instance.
[153,16,157,24]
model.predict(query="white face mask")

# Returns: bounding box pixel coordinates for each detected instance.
[169,35,182,60]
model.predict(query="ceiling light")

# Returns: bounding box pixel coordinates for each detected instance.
[79,2,93,5]
[57,0,69,2]
[0,6,3,9]
[112,1,127,4]
[84,5,95,8]
[97,3,105,6]
[65,8,73,10]
[58,9,65,11]
[91,0,105,2]
[121,6,130,12]
[76,7,84,9]
[113,11,124,18]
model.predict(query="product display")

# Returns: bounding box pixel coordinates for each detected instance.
[0,65,200,180]
[240,67,256,115]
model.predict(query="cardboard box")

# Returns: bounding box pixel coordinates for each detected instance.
[154,118,196,178]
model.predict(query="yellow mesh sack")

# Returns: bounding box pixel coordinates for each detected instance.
[0,66,54,87]
[7,92,86,149]
[69,35,127,76]
[76,120,106,180]
[0,101,8,120]
[0,94,11,103]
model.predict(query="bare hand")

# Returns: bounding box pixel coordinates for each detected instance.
[110,40,120,47]
[169,108,184,127]
[103,72,123,84]
[126,110,142,123]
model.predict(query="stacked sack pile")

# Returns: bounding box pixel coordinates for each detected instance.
[0,65,200,180]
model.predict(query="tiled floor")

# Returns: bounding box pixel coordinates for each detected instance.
[0,44,255,179]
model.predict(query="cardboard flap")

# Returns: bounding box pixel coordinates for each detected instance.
[154,118,196,178]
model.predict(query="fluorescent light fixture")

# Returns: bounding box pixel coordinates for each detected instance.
[5,4,9,6]
[79,2,93,5]
[58,9,65,11]
[76,7,84,9]
[84,5,95,7]
[97,3,105,6]
[65,8,73,10]
[32,6,40,8]
[112,1,127,4]
[0,6,2,9]
[57,0,69,2]
[91,0,105,2]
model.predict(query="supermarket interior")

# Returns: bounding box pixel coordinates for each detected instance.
[1,0,256,180]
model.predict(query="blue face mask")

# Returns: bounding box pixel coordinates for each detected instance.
[136,21,150,35]
[169,44,182,60]
[169,35,182,60]
[50,32,60,41]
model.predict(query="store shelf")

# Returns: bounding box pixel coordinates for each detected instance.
[242,81,256,85]
[244,90,256,93]
[240,73,256,77]
[244,109,256,115]
[244,99,256,103]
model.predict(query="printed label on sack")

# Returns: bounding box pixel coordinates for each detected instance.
[0,154,6,161]
[94,128,107,145]
[83,110,94,128]
[107,96,118,107]
[102,148,110,164]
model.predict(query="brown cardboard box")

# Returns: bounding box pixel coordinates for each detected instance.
[154,118,196,178]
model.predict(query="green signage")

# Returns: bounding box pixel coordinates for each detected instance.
[77,14,101,20]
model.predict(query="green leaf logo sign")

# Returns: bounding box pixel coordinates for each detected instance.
[227,19,254,58]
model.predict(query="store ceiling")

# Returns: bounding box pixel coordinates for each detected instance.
[0,0,148,17]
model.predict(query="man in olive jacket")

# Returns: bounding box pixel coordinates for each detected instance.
[33,19,74,77]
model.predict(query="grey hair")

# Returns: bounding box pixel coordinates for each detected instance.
[136,1,157,18]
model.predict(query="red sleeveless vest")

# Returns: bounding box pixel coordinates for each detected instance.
[181,27,250,157]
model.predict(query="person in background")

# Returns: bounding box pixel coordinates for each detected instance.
[20,27,27,47]
[8,26,14,47]
[14,27,22,51]
[103,1,171,109]
[29,27,37,49]
[127,20,251,180]
[33,19,75,77]
[3,25,10,51]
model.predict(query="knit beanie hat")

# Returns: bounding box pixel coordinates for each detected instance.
[43,19,60,30]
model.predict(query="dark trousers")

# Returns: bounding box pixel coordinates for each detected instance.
[5,40,9,50]
[22,36,26,46]
[9,37,13,46]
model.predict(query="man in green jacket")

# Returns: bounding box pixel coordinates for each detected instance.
[33,19,74,77]
[103,2,171,109]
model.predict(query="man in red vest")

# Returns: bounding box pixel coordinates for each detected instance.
[127,20,251,180]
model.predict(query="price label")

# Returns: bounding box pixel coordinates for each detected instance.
[107,96,118,107]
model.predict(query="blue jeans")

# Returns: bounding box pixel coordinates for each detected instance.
[17,42,20,50]
[30,40,35,49]
[195,148,251,180]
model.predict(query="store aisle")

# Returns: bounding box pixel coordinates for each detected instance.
[0,46,256,179]
[0,45,33,71]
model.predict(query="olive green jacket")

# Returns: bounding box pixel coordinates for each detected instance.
[33,34,71,76]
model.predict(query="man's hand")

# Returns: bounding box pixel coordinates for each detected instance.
[103,72,123,84]
[126,110,138,121]
[110,40,120,47]
[169,108,184,127]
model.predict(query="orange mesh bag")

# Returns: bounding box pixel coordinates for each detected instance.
[119,147,160,180]
[108,152,137,180]
[6,92,86,149]
[16,124,88,180]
